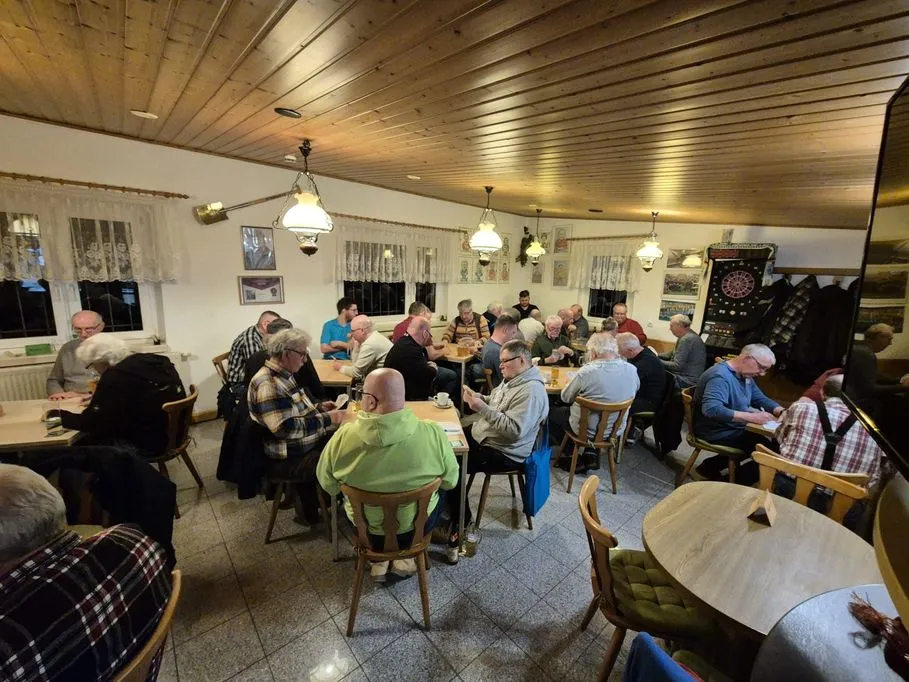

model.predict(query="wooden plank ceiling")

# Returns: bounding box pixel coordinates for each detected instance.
[1,0,908,229]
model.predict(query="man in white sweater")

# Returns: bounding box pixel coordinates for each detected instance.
[333,315,392,385]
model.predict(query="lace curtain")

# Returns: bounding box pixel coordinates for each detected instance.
[0,179,182,282]
[568,238,638,291]
[0,212,45,281]
[335,217,454,283]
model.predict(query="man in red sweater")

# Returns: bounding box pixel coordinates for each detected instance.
[613,303,646,344]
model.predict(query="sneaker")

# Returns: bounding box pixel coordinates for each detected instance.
[370,561,390,583]
[391,558,417,577]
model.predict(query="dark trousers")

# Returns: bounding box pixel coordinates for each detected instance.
[549,405,571,447]
[267,449,322,520]
[368,501,445,552]
[697,431,772,486]
[435,366,460,397]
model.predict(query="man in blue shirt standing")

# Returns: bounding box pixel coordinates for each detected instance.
[321,297,358,360]
[693,343,784,480]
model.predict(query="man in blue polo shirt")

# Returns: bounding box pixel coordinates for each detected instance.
[320,297,358,360]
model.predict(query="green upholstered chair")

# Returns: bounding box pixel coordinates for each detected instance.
[676,387,747,487]
[578,476,714,681]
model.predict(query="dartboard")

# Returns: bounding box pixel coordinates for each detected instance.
[721,270,756,299]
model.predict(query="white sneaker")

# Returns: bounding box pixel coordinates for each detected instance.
[370,561,389,583]
[445,546,460,565]
[391,558,417,577]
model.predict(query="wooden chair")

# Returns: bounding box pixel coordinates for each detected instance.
[560,396,634,494]
[148,386,203,518]
[113,570,182,682]
[343,478,441,635]
[676,387,747,487]
[578,477,714,681]
[212,352,229,385]
[751,444,870,524]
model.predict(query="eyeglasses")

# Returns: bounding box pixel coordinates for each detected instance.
[74,323,101,334]
[749,356,771,373]
[286,348,309,359]
[499,355,522,367]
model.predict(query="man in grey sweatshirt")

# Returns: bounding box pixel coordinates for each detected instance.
[46,310,103,399]
[659,314,706,388]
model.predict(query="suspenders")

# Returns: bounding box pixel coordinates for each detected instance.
[812,400,857,470]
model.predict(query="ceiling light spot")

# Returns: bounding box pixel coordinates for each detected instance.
[407,174,421,180]
[274,107,301,119]
[284,154,297,163]
[129,110,158,120]
[588,208,604,213]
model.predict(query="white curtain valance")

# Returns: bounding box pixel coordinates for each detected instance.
[0,179,182,282]
[568,238,639,291]
[335,217,454,283]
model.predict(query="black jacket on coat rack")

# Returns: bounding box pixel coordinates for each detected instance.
[741,277,794,346]
[786,283,857,385]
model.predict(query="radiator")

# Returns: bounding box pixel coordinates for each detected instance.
[0,365,50,401]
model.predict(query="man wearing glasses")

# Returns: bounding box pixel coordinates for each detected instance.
[384,317,458,401]
[333,315,392,385]
[693,343,784,482]
[46,310,105,399]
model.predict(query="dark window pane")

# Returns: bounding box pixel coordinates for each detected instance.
[343,281,405,316]
[415,282,436,312]
[78,280,143,332]
[588,289,627,318]
[0,280,56,338]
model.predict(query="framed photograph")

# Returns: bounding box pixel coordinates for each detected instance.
[539,230,552,252]
[500,259,510,283]
[663,272,701,298]
[241,226,276,270]
[485,259,498,283]
[659,299,697,322]
[473,260,485,283]
[531,261,544,284]
[552,259,569,287]
[856,304,905,333]
[667,248,705,269]
[553,225,572,253]
[861,269,908,300]
[459,231,472,254]
[501,235,511,257]
[458,258,471,283]
[867,240,909,265]
[238,276,284,305]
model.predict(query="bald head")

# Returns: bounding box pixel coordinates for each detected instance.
[530,309,542,321]
[407,316,431,346]
[71,310,104,340]
[362,368,405,415]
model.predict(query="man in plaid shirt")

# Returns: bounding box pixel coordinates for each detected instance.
[0,464,171,682]
[226,309,280,387]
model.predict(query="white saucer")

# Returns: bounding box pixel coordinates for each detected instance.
[432,401,453,409]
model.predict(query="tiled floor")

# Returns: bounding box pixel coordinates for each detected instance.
[158,421,698,682]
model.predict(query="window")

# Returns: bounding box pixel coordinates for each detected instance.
[79,280,143,332]
[588,288,627,318]
[0,280,56,338]
[343,281,405,316]
[415,282,436,312]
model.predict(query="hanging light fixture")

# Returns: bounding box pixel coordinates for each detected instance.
[681,252,703,268]
[273,139,333,256]
[525,208,546,265]
[635,211,664,272]
[469,186,503,266]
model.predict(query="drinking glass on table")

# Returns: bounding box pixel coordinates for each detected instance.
[43,402,64,436]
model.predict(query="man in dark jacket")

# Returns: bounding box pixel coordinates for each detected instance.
[617,332,667,415]
[384,317,457,400]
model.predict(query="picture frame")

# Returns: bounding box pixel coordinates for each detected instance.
[553,225,572,253]
[866,240,909,265]
[659,298,697,322]
[458,258,471,283]
[667,248,705,269]
[531,261,544,284]
[662,272,701,298]
[500,259,510,283]
[238,276,284,305]
[856,304,905,334]
[860,268,908,300]
[552,259,569,287]
[485,259,499,283]
[241,226,276,270]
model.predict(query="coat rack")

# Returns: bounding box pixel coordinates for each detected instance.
[773,267,860,276]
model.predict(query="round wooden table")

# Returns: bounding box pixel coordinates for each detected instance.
[642,481,882,638]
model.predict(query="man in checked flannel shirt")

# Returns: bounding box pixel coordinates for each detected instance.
[0,464,171,681]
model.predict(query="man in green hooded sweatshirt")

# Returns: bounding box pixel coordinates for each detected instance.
[316,368,459,582]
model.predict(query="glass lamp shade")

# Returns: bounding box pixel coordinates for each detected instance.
[682,253,703,268]
[281,191,333,234]
[635,239,664,272]
[469,225,503,252]
[525,239,546,260]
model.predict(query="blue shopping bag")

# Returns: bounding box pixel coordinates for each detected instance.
[522,423,551,516]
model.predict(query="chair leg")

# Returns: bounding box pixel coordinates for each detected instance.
[265,481,284,544]
[475,475,492,528]
[424,547,431,572]
[728,456,737,483]
[416,551,431,631]
[606,445,618,495]
[316,489,331,542]
[599,626,627,682]
[676,447,701,487]
[580,594,600,630]
[515,473,532,530]
[466,473,476,494]
[347,553,367,636]
[508,474,517,498]
[558,432,569,457]
[180,452,204,488]
[566,441,579,494]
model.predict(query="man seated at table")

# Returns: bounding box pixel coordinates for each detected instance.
[441,299,490,383]
[455,340,549,561]
[320,297,358,360]
[249,328,347,523]
[568,304,590,341]
[845,323,909,414]
[551,333,639,471]
[46,310,105,399]
[384,317,458,401]
[614,303,647,345]
[532,315,576,367]
[693,343,784,481]
[659,314,706,388]
[518,308,544,347]
[617,333,666,415]
[0,464,172,681]
[512,289,540,320]
[227,309,280,391]
[333,314,392,386]
[393,301,430,342]
[317,369,459,582]
[53,335,185,458]
[483,302,503,333]
[244,318,325,399]
[482,311,520,388]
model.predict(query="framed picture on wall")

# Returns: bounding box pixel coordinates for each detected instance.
[531,261,544,284]
[861,269,908,300]
[459,231,472,254]
[552,259,569,287]
[241,226,276,270]
[486,260,499,283]
[238,276,284,305]
[659,298,697,322]
[473,260,485,283]
[662,272,700,298]
[857,304,905,333]
[458,258,471,283]
[500,259,510,283]
[553,225,572,253]
[667,248,705,269]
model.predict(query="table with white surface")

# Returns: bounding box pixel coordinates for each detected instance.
[0,398,84,452]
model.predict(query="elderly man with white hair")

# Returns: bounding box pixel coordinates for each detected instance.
[53,334,185,457]
[333,314,392,384]
[0,464,171,681]
[483,301,503,333]
[659,314,706,388]
[46,310,105,399]
[693,343,784,480]
[532,314,576,366]
[551,333,639,472]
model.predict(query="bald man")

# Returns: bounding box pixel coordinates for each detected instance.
[46,310,104,398]
[384,316,458,400]
[317,369,459,581]
[333,314,392,384]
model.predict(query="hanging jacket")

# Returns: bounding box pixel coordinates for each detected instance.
[768,275,819,362]
[742,277,794,345]
[217,391,271,500]
[786,284,856,385]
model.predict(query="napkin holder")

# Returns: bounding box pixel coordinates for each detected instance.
[747,489,777,526]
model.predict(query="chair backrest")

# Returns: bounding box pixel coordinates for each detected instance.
[341,478,442,554]
[752,444,869,523]
[212,353,229,385]
[162,385,199,454]
[482,367,494,394]
[680,386,695,433]
[113,570,182,682]
[578,476,620,616]
[575,396,634,446]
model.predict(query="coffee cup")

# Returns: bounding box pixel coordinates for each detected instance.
[434,392,451,407]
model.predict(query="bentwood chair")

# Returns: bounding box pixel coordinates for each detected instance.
[113,570,182,682]
[343,479,441,635]
[676,387,747,487]
[578,477,714,681]
[751,444,870,524]
[212,352,229,385]
[560,396,634,494]
[149,386,202,518]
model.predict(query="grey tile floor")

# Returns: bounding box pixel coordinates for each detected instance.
[158,421,700,682]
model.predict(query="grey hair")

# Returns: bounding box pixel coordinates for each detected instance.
[670,314,691,328]
[76,334,130,367]
[501,339,531,361]
[0,464,66,562]
[545,314,563,327]
[600,317,618,333]
[823,374,844,398]
[615,332,641,352]
[266,328,312,357]
[740,343,775,366]
[457,299,473,312]
[487,301,502,312]
[587,332,619,357]
[495,311,518,328]
[865,323,894,342]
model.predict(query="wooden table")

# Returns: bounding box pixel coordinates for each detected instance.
[0,398,84,452]
[746,421,779,439]
[643,481,882,638]
[538,367,578,395]
[311,359,353,387]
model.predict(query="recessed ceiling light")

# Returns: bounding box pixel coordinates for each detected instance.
[129,110,158,120]
[283,154,297,163]
[407,174,421,180]
[274,107,301,119]
[588,208,604,213]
